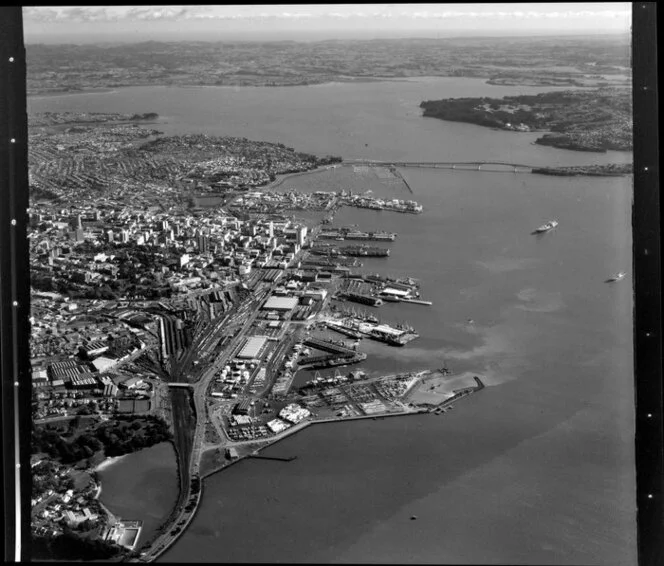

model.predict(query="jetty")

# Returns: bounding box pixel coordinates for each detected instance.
[248,454,297,462]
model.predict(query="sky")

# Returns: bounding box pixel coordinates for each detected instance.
[22,3,633,44]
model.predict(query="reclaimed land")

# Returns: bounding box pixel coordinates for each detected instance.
[420,88,632,153]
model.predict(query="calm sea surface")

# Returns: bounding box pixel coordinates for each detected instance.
[30,78,636,564]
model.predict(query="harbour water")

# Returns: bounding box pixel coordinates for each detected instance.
[96,442,179,549]
[30,78,636,564]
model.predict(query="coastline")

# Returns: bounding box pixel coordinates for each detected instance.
[25,76,483,98]
[94,454,128,473]
[28,87,120,99]
[145,410,427,562]
[150,393,474,562]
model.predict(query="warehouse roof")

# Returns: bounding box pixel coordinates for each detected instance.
[237,335,269,359]
[262,296,298,311]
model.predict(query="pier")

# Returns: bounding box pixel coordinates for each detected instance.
[248,454,297,462]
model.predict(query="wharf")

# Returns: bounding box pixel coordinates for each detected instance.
[318,229,397,242]
[297,352,366,370]
[344,292,384,307]
[341,245,390,257]
[303,336,357,355]
[397,298,433,306]
[325,321,364,339]
[367,330,419,346]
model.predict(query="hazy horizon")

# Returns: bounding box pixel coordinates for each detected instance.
[23,3,632,45]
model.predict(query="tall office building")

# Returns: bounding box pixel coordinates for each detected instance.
[198,234,210,253]
[296,225,307,247]
[70,214,82,231]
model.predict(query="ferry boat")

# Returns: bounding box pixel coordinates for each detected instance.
[605,271,627,283]
[532,219,559,234]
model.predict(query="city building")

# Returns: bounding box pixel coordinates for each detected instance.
[237,335,268,360]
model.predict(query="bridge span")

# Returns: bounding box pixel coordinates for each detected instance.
[344,159,533,173]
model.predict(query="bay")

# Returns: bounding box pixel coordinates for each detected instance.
[96,442,179,549]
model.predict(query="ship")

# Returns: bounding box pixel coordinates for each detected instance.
[340,245,390,257]
[399,298,433,306]
[605,271,627,283]
[325,321,364,339]
[532,220,559,234]
[370,232,397,241]
[367,327,419,346]
[345,292,384,307]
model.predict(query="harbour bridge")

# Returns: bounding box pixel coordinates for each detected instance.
[344,159,534,173]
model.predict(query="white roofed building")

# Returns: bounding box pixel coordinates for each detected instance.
[262,296,298,311]
[237,336,269,359]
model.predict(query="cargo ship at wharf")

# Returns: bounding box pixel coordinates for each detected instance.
[326,315,419,346]
[344,292,384,307]
[318,228,397,242]
[343,197,424,214]
[311,244,390,258]
[367,326,419,346]
[341,272,433,306]
[296,352,367,371]
[325,321,364,339]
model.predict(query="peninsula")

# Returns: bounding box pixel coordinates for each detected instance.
[419,88,632,153]
[531,163,633,177]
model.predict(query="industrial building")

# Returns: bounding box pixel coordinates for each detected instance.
[237,335,269,359]
[79,340,109,359]
[267,419,290,433]
[279,403,311,424]
[262,296,298,311]
[233,399,253,415]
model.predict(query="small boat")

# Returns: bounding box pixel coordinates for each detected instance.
[532,220,559,234]
[605,271,627,283]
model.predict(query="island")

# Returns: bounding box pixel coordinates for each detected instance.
[419,88,632,153]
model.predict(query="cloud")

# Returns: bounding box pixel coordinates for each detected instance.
[23,5,631,25]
